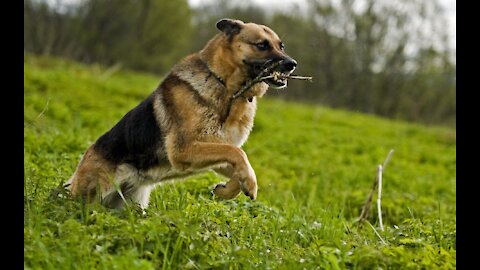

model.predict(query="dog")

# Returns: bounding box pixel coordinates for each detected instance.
[65,18,297,209]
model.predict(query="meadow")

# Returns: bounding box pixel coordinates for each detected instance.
[24,55,456,269]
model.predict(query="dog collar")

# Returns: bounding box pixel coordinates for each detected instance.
[200,60,226,87]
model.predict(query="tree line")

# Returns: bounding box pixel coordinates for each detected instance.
[24,0,456,126]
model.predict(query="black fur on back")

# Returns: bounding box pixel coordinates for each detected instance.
[93,94,165,170]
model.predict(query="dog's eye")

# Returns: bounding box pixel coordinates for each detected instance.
[255,41,270,51]
[280,42,285,51]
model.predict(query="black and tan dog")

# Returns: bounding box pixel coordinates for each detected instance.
[65,18,297,209]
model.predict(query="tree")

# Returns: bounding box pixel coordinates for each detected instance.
[24,0,193,74]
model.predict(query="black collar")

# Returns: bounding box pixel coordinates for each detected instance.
[200,59,226,87]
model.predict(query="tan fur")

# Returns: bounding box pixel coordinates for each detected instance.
[67,19,292,208]
[68,145,115,199]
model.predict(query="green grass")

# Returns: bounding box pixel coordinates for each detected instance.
[24,54,456,269]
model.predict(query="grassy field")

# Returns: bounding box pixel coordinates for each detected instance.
[24,55,456,269]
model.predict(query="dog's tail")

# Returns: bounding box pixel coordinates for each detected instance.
[64,151,88,191]
[63,176,73,189]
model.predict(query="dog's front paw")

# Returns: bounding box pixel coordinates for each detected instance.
[237,163,257,200]
[212,181,241,200]
[240,179,257,200]
[212,183,226,197]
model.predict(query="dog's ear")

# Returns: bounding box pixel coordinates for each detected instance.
[216,19,242,36]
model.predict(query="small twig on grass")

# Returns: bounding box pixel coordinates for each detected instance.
[365,220,388,245]
[113,182,129,208]
[35,97,51,121]
[357,149,394,228]
[382,149,394,170]
[377,165,384,231]
[25,97,51,129]
[357,173,378,222]
[100,63,122,80]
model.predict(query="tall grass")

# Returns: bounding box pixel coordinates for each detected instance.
[24,55,456,269]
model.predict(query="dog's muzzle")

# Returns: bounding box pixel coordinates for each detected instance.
[245,57,297,89]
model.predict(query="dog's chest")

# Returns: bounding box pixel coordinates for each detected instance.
[224,124,249,147]
[222,98,257,147]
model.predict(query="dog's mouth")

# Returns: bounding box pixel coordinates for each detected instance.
[245,59,295,89]
[264,70,293,89]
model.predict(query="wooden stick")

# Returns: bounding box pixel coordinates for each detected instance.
[358,174,378,221]
[232,61,283,99]
[383,149,394,170]
[259,74,313,81]
[377,164,384,231]
[223,61,282,122]
[222,61,313,122]
[357,149,394,225]
[284,75,313,81]
[366,220,388,245]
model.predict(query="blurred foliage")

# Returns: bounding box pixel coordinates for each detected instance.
[24,0,192,74]
[24,0,455,126]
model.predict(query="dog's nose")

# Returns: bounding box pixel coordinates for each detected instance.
[281,58,297,72]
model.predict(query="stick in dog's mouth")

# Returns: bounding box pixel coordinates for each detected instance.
[261,71,313,83]
[225,60,313,122]
[257,61,312,89]
[234,60,312,100]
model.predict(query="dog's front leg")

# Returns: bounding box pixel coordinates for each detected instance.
[168,142,257,199]
[212,165,242,199]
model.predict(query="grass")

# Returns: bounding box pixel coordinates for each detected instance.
[24,54,456,269]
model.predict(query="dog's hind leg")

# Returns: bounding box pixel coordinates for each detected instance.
[130,185,154,210]
[101,182,153,210]
[102,165,155,210]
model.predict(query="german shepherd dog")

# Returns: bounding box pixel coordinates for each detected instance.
[65,19,297,209]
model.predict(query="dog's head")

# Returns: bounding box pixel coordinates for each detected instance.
[216,18,297,89]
